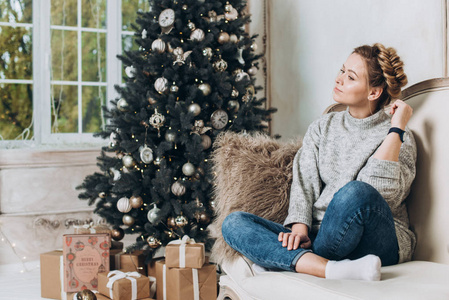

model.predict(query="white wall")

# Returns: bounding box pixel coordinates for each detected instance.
[270,0,446,138]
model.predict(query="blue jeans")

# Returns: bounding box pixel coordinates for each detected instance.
[221,181,399,272]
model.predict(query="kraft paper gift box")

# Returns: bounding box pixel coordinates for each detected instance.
[155,260,217,300]
[39,250,78,300]
[98,270,152,300]
[165,236,205,269]
[110,250,147,275]
[96,294,155,300]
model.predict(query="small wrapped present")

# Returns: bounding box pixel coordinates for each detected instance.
[73,222,112,235]
[98,270,154,300]
[110,250,147,275]
[155,260,216,300]
[165,235,205,269]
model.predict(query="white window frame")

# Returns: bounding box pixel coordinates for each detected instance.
[1,0,126,148]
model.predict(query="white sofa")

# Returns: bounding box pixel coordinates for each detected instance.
[215,78,449,300]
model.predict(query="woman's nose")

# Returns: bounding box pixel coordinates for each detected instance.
[335,74,343,85]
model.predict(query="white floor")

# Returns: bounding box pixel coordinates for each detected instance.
[0,261,45,300]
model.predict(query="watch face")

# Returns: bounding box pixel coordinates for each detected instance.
[159,9,175,27]
[211,109,229,130]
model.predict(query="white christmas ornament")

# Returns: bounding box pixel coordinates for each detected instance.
[122,155,134,168]
[142,29,148,39]
[151,38,166,53]
[154,77,169,93]
[190,28,205,42]
[125,65,136,78]
[182,162,195,176]
[171,181,186,196]
[117,197,132,213]
[110,168,121,181]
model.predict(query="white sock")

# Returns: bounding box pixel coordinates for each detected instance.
[252,263,268,275]
[325,254,381,281]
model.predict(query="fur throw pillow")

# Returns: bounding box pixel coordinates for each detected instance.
[209,132,302,265]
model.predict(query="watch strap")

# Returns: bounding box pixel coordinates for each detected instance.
[388,127,405,143]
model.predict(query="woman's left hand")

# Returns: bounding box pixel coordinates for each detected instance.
[389,99,413,129]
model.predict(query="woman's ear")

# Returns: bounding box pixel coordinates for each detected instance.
[368,86,383,101]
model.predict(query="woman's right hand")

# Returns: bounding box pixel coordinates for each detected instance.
[279,224,312,251]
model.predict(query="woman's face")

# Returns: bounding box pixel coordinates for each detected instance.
[333,53,370,108]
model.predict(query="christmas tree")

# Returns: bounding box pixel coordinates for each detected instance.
[77,0,276,255]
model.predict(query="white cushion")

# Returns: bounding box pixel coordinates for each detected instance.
[221,256,449,300]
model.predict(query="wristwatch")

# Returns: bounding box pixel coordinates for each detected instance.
[388,127,405,143]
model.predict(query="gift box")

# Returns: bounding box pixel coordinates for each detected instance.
[98,270,152,300]
[155,260,216,300]
[63,233,110,292]
[39,250,77,300]
[165,236,205,269]
[111,250,147,275]
[96,294,155,300]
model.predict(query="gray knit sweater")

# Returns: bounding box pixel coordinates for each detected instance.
[283,109,417,263]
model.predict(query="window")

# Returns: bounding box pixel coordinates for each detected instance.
[0,0,149,148]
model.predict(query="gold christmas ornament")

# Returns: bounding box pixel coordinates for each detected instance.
[130,195,143,208]
[188,103,201,116]
[227,100,240,112]
[213,57,228,72]
[75,289,97,300]
[196,211,211,224]
[148,97,157,104]
[230,34,238,43]
[248,65,258,76]
[250,41,258,52]
[218,32,230,44]
[231,87,239,98]
[201,135,212,150]
[99,192,106,198]
[198,83,212,96]
[190,28,205,42]
[187,21,196,31]
[202,47,213,59]
[122,214,135,226]
[111,227,125,241]
[224,2,233,12]
[167,217,177,229]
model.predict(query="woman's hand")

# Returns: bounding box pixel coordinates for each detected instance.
[279,223,312,250]
[389,99,413,129]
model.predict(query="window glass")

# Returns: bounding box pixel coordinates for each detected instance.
[121,0,149,31]
[50,0,77,26]
[82,31,106,82]
[51,85,78,133]
[0,26,32,80]
[0,0,32,23]
[81,0,106,29]
[0,83,33,140]
[51,29,78,81]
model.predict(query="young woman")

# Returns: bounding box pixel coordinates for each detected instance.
[221,43,416,281]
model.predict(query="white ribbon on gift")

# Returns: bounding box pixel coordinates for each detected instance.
[166,235,197,268]
[163,264,200,300]
[73,222,96,233]
[106,270,142,300]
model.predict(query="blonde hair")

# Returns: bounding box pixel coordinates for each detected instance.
[353,43,408,109]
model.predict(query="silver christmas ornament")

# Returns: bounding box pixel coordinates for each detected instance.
[154,77,169,94]
[188,103,201,116]
[225,3,233,12]
[250,41,258,52]
[151,38,166,53]
[231,87,239,98]
[140,145,154,164]
[218,32,230,44]
[198,83,212,96]
[149,109,166,136]
[170,84,179,93]
[154,157,162,166]
[117,197,132,213]
[147,204,161,224]
[171,181,186,196]
[110,168,121,181]
[248,65,258,76]
[165,131,177,142]
[190,28,205,42]
[182,4,188,10]
[202,47,213,59]
[125,65,136,78]
[122,155,134,168]
[147,236,161,248]
[122,214,135,226]
[201,135,212,149]
[227,100,240,112]
[175,215,188,228]
[235,71,250,82]
[182,162,195,176]
[187,21,196,31]
[117,98,129,112]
